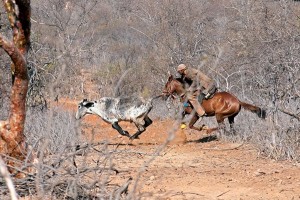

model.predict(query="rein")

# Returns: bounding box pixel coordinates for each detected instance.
[163,78,193,109]
[162,91,178,100]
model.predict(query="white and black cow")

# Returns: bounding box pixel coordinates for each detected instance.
[75,95,161,140]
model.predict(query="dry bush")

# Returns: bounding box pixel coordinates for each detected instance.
[0,65,12,120]
[2,0,300,199]
[25,107,80,154]
[0,104,174,199]
[2,5,300,200]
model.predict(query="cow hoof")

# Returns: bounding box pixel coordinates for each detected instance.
[130,135,140,140]
[122,131,130,137]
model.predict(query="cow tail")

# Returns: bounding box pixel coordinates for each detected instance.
[145,94,163,107]
[152,94,163,101]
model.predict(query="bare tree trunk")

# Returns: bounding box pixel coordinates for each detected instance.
[0,0,31,178]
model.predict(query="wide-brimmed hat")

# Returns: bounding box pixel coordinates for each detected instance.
[177,64,187,72]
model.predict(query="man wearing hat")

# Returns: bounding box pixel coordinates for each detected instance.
[177,63,217,117]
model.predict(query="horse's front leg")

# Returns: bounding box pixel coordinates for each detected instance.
[187,114,207,131]
[112,122,130,138]
[187,113,198,130]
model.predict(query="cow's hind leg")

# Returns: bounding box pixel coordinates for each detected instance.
[112,122,130,137]
[144,116,153,127]
[130,116,153,140]
[130,124,145,140]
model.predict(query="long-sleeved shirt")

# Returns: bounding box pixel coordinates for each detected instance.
[183,67,215,94]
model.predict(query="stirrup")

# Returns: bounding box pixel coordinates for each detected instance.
[197,113,206,118]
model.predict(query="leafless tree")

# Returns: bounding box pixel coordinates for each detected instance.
[26,0,299,160]
[0,0,31,178]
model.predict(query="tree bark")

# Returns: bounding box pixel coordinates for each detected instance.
[0,0,31,178]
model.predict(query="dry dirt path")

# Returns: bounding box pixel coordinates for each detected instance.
[60,98,300,199]
[77,113,300,200]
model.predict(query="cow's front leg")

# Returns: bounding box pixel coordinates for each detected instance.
[112,122,130,137]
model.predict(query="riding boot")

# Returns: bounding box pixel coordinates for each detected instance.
[195,107,206,117]
[189,97,206,116]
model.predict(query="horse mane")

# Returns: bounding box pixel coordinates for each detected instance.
[174,77,192,88]
[175,77,184,83]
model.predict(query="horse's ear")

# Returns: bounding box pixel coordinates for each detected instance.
[168,74,174,81]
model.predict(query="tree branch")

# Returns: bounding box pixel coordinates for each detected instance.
[0,156,18,200]
[278,108,300,121]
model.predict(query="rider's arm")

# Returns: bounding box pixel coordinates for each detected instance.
[202,81,215,98]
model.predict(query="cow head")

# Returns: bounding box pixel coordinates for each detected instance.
[75,99,96,119]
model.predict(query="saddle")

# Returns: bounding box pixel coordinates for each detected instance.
[198,87,218,103]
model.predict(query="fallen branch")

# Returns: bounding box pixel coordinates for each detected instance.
[170,191,205,198]
[278,108,300,121]
[202,143,244,151]
[112,177,133,199]
[217,190,230,197]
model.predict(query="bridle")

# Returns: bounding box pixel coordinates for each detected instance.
[162,81,177,99]
[162,91,177,99]
[162,79,186,100]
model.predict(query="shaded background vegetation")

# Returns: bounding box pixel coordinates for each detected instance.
[0,0,299,160]
[0,0,300,198]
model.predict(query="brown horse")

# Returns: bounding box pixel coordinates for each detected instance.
[162,75,266,132]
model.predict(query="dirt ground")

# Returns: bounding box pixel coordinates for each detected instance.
[60,99,300,200]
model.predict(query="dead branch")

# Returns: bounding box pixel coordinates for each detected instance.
[217,190,231,198]
[0,156,18,200]
[202,143,244,151]
[112,177,133,199]
[278,108,300,121]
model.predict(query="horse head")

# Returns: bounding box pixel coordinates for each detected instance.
[162,75,186,101]
[162,75,177,100]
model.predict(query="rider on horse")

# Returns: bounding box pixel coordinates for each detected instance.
[177,64,217,117]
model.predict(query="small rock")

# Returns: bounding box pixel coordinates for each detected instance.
[254,169,266,176]
[150,175,155,181]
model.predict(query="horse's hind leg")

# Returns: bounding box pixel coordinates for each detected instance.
[228,115,236,134]
[215,114,226,138]
[112,122,130,138]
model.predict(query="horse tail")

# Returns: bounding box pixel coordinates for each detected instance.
[239,101,266,119]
